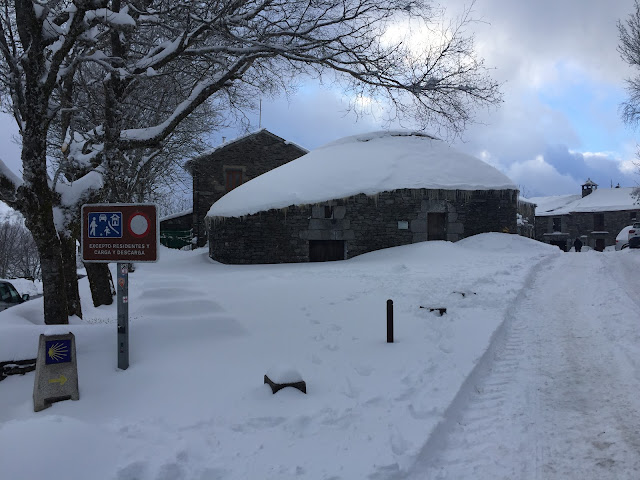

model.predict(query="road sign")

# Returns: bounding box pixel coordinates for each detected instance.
[81,204,159,263]
[88,212,122,238]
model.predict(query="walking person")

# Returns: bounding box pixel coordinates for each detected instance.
[573,237,583,252]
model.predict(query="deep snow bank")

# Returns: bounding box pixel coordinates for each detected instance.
[0,235,559,480]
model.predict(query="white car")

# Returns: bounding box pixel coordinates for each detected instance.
[0,280,30,312]
[629,222,640,249]
[616,225,633,250]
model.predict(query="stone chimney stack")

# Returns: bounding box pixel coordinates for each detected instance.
[581,178,598,197]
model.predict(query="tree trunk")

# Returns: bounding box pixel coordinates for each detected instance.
[61,235,82,318]
[84,262,115,307]
[19,128,69,325]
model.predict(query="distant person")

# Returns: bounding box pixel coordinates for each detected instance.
[573,237,583,252]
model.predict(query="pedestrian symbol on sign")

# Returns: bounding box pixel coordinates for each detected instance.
[88,212,123,238]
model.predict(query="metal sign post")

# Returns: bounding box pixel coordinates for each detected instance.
[81,204,159,370]
[117,263,129,370]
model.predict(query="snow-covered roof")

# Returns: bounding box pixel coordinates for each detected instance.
[533,188,639,217]
[209,131,517,218]
[160,209,192,222]
[530,194,582,216]
[186,129,308,172]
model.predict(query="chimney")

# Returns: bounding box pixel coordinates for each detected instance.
[581,178,598,197]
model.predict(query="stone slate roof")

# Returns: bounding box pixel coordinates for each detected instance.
[184,129,308,174]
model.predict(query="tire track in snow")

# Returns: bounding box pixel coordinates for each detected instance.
[397,254,555,480]
[401,251,640,479]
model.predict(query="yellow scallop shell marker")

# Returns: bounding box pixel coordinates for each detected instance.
[47,342,69,361]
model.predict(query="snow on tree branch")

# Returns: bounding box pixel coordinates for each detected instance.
[0,157,22,205]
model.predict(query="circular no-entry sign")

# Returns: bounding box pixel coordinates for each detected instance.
[128,212,151,238]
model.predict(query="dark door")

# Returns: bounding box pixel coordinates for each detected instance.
[309,240,345,262]
[595,238,605,252]
[427,213,446,240]
[549,239,567,252]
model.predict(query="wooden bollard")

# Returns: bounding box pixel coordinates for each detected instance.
[387,299,393,343]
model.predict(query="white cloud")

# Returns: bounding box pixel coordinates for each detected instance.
[619,159,638,175]
[505,155,581,197]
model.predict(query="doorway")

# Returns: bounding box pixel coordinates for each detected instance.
[595,238,605,252]
[427,213,446,241]
[309,240,345,262]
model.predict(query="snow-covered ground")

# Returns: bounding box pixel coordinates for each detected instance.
[1,234,640,480]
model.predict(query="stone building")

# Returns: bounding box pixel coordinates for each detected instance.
[533,179,639,251]
[185,129,307,247]
[207,131,519,264]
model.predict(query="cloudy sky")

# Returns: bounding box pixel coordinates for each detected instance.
[1,0,639,198]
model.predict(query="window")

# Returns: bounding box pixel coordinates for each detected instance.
[324,206,334,219]
[552,217,561,232]
[631,212,637,221]
[594,213,604,231]
[0,283,20,302]
[225,169,243,192]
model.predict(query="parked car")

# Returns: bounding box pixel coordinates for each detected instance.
[0,280,30,312]
[616,225,633,251]
[629,222,640,249]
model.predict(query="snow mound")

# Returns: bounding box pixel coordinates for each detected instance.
[457,233,560,253]
[209,130,517,218]
[346,239,464,265]
[266,364,304,383]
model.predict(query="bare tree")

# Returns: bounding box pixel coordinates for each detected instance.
[0,0,501,324]
[619,0,640,202]
[0,212,40,280]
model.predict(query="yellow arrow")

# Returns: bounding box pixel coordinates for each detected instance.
[49,375,67,386]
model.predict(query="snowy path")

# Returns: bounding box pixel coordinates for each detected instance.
[404,251,640,480]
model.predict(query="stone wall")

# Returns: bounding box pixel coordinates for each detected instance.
[209,188,518,264]
[190,131,306,246]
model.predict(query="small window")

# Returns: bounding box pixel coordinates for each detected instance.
[225,169,243,192]
[552,217,561,232]
[631,212,637,221]
[324,206,334,219]
[594,213,604,231]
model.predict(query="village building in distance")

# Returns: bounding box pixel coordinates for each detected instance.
[531,179,639,251]
[207,131,520,264]
[159,129,308,248]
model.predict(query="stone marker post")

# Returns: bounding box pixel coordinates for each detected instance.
[33,332,79,412]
